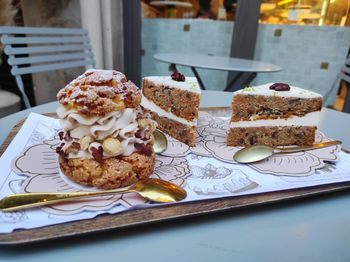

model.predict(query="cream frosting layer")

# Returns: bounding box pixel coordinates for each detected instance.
[57,106,145,159]
[144,76,201,94]
[229,111,320,128]
[141,95,197,126]
[234,83,322,99]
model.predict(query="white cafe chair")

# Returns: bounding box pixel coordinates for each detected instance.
[338,57,350,113]
[0,26,96,108]
[0,89,21,118]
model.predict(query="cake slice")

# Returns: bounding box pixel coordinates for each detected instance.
[227,83,323,147]
[141,73,201,147]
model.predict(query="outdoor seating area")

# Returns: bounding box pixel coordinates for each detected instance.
[0,1,350,261]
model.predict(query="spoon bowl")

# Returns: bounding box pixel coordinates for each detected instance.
[153,129,168,154]
[234,140,342,164]
[234,145,273,163]
[0,178,187,212]
[132,178,186,203]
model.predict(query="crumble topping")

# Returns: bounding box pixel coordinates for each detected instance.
[57,69,141,117]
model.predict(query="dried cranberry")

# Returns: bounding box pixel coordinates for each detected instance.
[134,143,143,150]
[171,72,185,82]
[135,130,142,139]
[64,131,72,141]
[134,143,153,156]
[68,142,81,153]
[274,84,290,91]
[91,146,103,161]
[269,83,290,91]
[55,146,62,154]
[58,131,64,140]
[55,143,65,154]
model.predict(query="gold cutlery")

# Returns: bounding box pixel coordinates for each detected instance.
[153,129,168,154]
[0,178,187,212]
[234,140,342,164]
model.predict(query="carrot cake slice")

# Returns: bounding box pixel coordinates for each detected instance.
[56,69,157,189]
[141,72,201,147]
[227,83,323,147]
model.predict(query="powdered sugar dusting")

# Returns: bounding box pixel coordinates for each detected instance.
[84,69,115,84]
[57,69,141,116]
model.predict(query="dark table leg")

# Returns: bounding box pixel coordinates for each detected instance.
[169,63,178,73]
[191,67,206,90]
[224,72,243,91]
[243,72,257,87]
[224,72,257,91]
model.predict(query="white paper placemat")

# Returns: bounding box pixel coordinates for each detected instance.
[1,113,349,234]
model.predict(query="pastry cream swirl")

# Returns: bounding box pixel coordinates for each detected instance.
[56,106,146,159]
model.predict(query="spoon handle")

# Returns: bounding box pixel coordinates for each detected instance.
[274,140,342,154]
[0,188,132,212]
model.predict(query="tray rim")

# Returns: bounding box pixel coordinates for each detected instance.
[1,182,350,245]
[0,108,349,245]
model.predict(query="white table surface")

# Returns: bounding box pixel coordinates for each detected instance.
[154,53,282,72]
[0,90,350,262]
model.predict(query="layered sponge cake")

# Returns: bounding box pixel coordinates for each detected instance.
[56,69,157,189]
[141,73,201,147]
[227,83,322,147]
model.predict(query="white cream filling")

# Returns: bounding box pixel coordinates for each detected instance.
[230,111,320,128]
[141,95,197,127]
[56,105,146,159]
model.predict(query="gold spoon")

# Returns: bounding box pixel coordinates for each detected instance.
[234,140,342,164]
[0,178,187,212]
[153,129,168,154]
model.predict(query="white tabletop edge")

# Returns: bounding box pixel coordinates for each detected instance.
[154,53,282,72]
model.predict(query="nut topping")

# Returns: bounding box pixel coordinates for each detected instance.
[102,138,122,155]
[80,136,93,151]
[137,118,157,132]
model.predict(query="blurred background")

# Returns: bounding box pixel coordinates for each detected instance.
[0,0,349,112]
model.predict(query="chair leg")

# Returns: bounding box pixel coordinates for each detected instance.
[14,75,31,108]
[343,82,350,113]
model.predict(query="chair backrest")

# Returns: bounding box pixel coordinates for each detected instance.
[339,58,350,83]
[339,57,350,113]
[0,26,96,108]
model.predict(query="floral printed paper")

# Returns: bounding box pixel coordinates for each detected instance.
[0,112,349,234]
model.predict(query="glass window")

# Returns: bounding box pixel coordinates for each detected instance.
[141,0,349,26]
[259,0,350,26]
[141,0,237,21]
